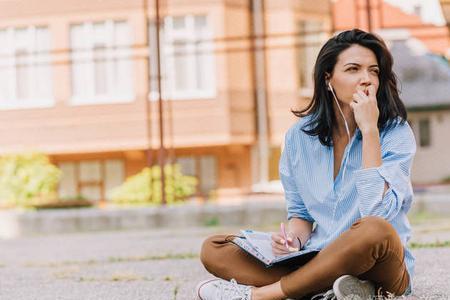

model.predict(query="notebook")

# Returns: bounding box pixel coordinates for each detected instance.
[232,229,319,268]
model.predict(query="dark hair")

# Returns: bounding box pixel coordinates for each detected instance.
[292,28,407,146]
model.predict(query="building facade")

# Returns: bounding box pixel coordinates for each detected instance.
[0,0,332,202]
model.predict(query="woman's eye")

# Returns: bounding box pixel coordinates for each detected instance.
[346,67,357,72]
[371,69,380,74]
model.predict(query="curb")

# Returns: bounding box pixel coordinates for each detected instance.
[1,193,449,238]
[0,201,286,238]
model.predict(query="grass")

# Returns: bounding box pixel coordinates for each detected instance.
[107,253,198,263]
[407,210,447,225]
[109,271,151,282]
[409,240,450,249]
[173,284,179,300]
[54,269,153,282]
[203,216,220,227]
[26,252,199,268]
[52,266,81,279]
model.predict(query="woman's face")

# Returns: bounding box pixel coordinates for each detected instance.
[328,44,380,105]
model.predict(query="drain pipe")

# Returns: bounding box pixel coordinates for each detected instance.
[251,0,270,190]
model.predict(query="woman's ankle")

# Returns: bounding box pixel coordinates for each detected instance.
[251,283,286,300]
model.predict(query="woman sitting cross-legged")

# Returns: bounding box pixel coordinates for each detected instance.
[195,28,416,300]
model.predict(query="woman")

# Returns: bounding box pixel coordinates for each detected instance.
[195,29,416,300]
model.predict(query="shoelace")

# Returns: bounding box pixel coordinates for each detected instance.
[311,289,337,300]
[375,287,396,299]
[214,278,251,300]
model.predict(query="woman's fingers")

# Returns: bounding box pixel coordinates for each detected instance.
[271,232,285,244]
[271,232,301,255]
[286,232,300,251]
[353,90,368,102]
[358,90,368,98]
[271,232,290,255]
[367,85,376,98]
[272,241,289,255]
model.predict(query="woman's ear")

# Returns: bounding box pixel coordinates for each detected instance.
[324,73,331,90]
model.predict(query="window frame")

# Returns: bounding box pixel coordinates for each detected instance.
[0,26,54,110]
[418,117,431,148]
[149,14,216,101]
[296,19,327,98]
[70,20,134,105]
[177,154,218,197]
[57,159,125,203]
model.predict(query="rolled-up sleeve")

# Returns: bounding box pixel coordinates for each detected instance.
[280,132,314,223]
[354,121,416,221]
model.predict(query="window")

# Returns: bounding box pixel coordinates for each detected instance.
[149,15,216,100]
[418,118,431,147]
[79,160,102,202]
[104,160,125,201]
[0,26,53,109]
[297,20,326,94]
[58,159,125,202]
[70,21,133,104]
[199,156,217,193]
[58,163,77,199]
[177,157,196,176]
[178,155,217,196]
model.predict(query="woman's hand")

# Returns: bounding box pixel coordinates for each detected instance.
[271,231,301,256]
[350,85,379,134]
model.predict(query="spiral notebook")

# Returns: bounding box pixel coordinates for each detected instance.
[232,230,319,268]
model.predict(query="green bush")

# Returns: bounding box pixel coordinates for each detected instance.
[0,153,61,207]
[110,164,197,205]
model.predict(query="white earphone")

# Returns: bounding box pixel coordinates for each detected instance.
[327,81,352,220]
[327,81,333,92]
[327,81,350,141]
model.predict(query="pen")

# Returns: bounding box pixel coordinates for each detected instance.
[280,222,288,249]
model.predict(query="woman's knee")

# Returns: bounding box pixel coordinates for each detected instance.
[200,234,228,269]
[353,216,397,241]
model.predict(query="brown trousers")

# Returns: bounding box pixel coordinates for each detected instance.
[200,216,410,299]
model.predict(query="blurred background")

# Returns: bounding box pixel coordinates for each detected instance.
[1,0,450,208]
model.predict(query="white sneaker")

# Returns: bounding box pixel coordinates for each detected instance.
[195,277,252,300]
[333,275,375,300]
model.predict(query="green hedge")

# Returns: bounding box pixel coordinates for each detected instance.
[0,153,61,207]
[110,164,197,205]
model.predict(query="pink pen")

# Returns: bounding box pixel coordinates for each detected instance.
[280,222,289,249]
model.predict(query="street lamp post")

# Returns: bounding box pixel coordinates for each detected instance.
[144,0,166,205]
[154,0,167,205]
[366,0,372,32]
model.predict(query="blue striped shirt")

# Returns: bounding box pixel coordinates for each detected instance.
[279,115,416,292]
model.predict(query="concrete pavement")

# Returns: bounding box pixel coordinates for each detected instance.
[0,222,449,300]
[1,190,449,299]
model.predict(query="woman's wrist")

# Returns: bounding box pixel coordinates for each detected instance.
[296,237,303,250]
[360,126,379,136]
[289,232,303,250]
